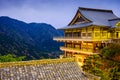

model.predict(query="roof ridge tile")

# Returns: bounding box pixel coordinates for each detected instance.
[79,7,113,13]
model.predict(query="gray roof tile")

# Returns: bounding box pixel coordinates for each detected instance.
[59,7,120,29]
[79,8,118,26]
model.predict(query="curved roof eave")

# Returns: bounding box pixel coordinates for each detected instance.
[58,23,111,30]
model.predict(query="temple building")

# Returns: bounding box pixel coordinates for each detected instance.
[53,7,120,66]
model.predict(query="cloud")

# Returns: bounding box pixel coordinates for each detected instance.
[0,0,119,28]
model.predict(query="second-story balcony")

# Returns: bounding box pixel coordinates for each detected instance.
[53,36,111,42]
[53,37,92,42]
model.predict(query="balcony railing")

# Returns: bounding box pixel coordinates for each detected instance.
[53,37,92,42]
[53,37,112,42]
[60,46,99,55]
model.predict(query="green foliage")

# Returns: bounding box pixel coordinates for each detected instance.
[83,43,120,80]
[109,66,120,80]
[82,55,103,74]
[0,16,63,60]
[0,54,25,62]
[91,67,102,76]
[101,47,115,57]
[101,43,120,58]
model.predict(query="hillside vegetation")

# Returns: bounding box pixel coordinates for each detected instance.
[82,43,120,80]
[0,16,63,60]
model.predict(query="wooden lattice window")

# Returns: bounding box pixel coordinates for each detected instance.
[87,33,92,37]
[82,33,86,37]
[95,32,100,37]
[102,32,107,37]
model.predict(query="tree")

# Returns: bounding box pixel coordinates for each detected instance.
[101,43,120,59]
[83,43,120,80]
[82,55,103,74]
[109,66,120,80]
[0,54,25,62]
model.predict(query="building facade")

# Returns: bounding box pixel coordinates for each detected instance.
[53,7,120,66]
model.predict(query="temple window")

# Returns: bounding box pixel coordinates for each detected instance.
[87,33,92,37]
[102,32,107,37]
[73,32,81,37]
[95,32,100,37]
[65,32,72,37]
[82,33,86,37]
[66,43,72,47]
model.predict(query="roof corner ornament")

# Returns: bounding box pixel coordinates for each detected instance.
[115,21,120,27]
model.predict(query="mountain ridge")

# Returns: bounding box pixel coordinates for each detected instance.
[0,16,63,60]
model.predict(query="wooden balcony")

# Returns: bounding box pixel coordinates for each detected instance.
[53,37,92,42]
[53,37,111,42]
[60,46,99,55]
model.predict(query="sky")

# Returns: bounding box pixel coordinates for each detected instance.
[0,0,120,28]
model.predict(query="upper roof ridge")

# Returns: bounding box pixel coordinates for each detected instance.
[79,7,113,13]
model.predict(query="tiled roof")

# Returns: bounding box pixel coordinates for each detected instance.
[59,7,120,29]
[60,22,93,29]
[0,58,90,80]
[79,7,119,26]
[108,18,120,21]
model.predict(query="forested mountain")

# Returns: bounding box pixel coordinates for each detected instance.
[0,16,63,60]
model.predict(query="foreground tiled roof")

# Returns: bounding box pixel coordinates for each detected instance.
[0,58,90,80]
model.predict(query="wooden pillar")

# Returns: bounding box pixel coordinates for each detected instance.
[72,29,73,38]
[92,42,95,53]
[64,51,67,57]
[105,42,108,47]
[98,42,100,47]
[81,41,83,51]
[65,42,67,47]
[85,42,86,50]
[72,42,74,48]
[79,43,81,49]
[72,52,74,57]
[86,42,88,51]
